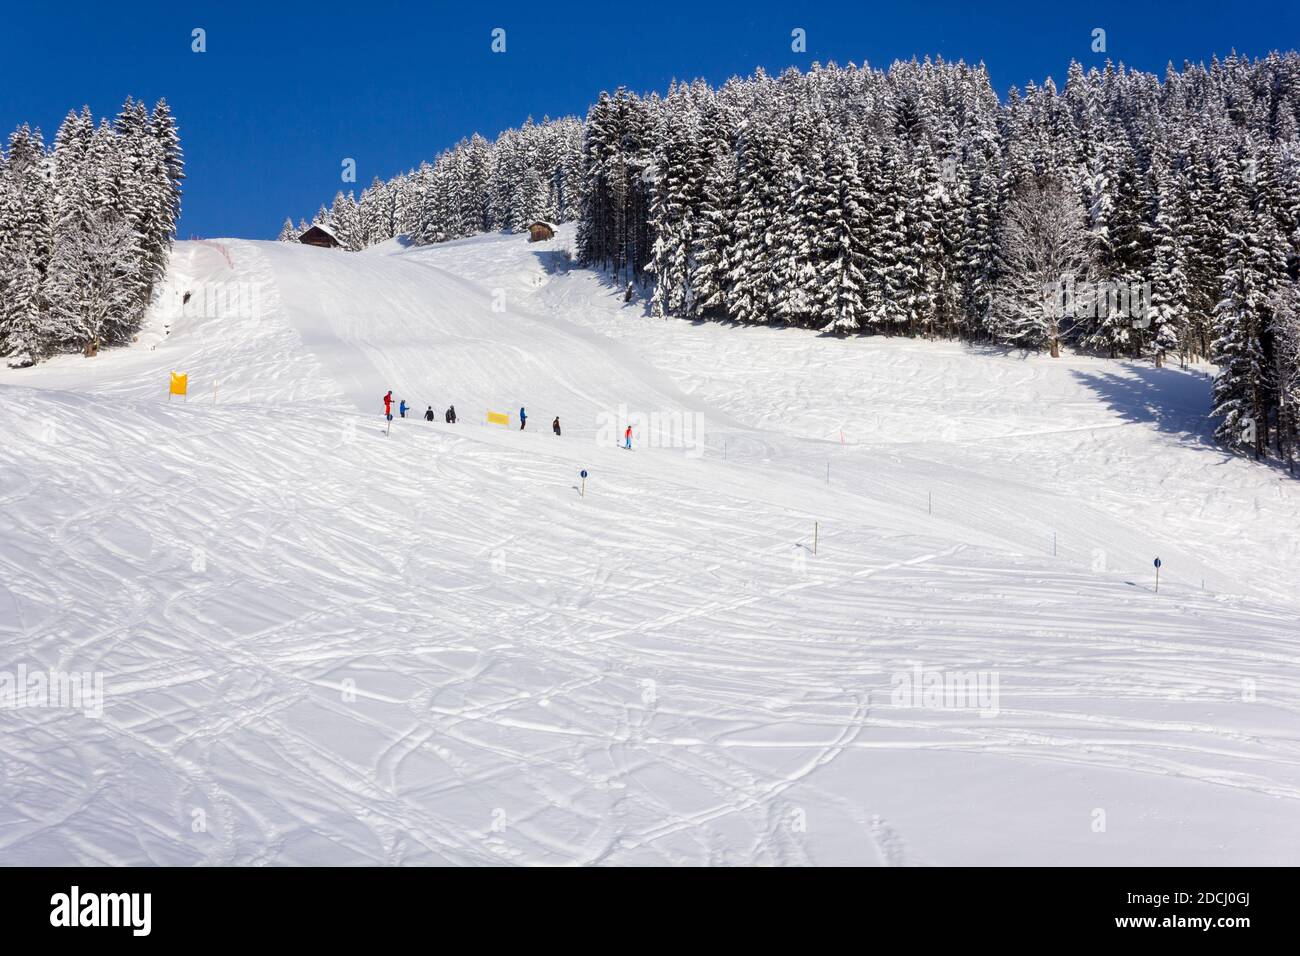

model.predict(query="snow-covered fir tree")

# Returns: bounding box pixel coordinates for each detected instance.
[1213,225,1270,457]
[0,97,181,363]
[1271,280,1300,471]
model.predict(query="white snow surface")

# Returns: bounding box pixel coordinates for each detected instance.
[2,225,1298,865]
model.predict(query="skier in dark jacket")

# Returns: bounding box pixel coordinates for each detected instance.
[519,407,527,431]
[446,405,457,424]
[424,406,435,421]
[552,416,561,436]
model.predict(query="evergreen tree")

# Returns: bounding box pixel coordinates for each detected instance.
[1148,141,1192,364]
[0,98,182,361]
[818,142,872,334]
[1213,225,1269,457]
[1271,280,1300,471]
[689,148,737,319]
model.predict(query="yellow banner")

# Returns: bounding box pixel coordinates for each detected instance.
[486,410,509,426]
[170,372,188,396]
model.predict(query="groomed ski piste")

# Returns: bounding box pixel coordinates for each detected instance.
[2,224,1299,865]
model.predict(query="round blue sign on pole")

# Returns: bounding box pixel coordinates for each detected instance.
[580,470,588,479]
[1154,557,1162,568]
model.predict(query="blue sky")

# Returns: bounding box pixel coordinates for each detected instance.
[2,1,1296,239]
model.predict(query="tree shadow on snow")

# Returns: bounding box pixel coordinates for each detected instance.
[531,248,575,276]
[1068,363,1227,453]
[960,341,1041,360]
[547,255,668,317]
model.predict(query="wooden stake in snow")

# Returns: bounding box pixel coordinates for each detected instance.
[813,521,818,556]
[580,469,587,498]
[1154,557,1162,593]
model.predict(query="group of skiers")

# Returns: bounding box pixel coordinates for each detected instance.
[383,391,577,439]
[384,390,456,425]
[517,406,562,437]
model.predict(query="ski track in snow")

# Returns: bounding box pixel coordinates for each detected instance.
[1,225,1299,865]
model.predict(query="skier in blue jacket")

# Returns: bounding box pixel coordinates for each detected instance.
[399,399,408,419]
[519,407,527,431]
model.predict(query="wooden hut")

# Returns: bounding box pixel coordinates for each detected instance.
[527,221,556,242]
[299,224,341,249]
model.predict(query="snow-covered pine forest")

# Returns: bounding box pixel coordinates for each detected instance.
[291,55,1300,467]
[0,99,184,365]
[276,117,586,250]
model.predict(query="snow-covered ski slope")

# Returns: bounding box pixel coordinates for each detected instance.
[2,226,1298,865]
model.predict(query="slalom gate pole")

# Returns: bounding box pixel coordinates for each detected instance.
[814,521,818,556]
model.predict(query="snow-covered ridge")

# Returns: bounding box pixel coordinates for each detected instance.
[1,226,1297,864]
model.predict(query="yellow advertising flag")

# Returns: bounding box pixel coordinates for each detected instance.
[486,410,509,427]
[170,372,188,396]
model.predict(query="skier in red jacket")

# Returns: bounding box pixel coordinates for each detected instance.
[383,390,393,421]
[623,424,632,449]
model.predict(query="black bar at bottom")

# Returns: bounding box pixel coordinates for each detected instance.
[0,866,1285,945]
